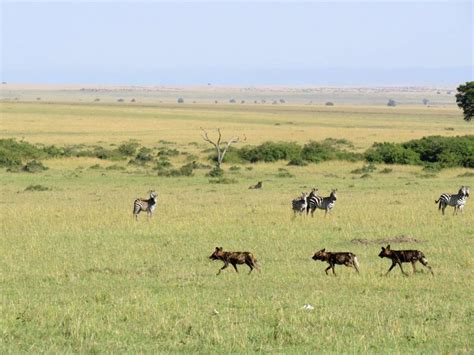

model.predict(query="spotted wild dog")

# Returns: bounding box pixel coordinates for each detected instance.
[378,245,434,276]
[249,181,263,189]
[209,247,259,275]
[312,248,360,275]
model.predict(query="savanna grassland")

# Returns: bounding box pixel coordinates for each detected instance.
[1,89,473,353]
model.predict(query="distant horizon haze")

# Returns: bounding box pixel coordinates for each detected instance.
[2,1,472,85]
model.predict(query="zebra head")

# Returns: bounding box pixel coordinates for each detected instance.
[149,190,158,201]
[330,189,338,200]
[309,188,318,197]
[460,186,470,197]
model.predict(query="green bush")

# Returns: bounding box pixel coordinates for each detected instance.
[351,164,377,174]
[365,135,474,168]
[24,184,50,191]
[239,142,302,163]
[287,157,308,166]
[0,139,44,168]
[118,142,140,156]
[276,168,294,178]
[22,160,48,173]
[129,147,153,165]
[209,177,238,184]
[207,167,224,177]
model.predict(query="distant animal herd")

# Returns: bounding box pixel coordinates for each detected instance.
[132,185,470,276]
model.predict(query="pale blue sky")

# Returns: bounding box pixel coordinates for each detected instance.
[1,1,473,85]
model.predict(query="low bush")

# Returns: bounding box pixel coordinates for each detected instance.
[365,135,474,168]
[351,164,377,174]
[209,177,238,184]
[24,184,50,191]
[276,168,294,178]
[207,167,224,177]
[239,142,302,163]
[22,160,48,173]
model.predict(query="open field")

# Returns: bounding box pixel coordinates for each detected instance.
[1,95,473,353]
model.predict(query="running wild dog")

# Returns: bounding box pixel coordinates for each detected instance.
[378,245,434,276]
[133,190,158,220]
[312,248,360,275]
[209,247,259,275]
[249,181,263,189]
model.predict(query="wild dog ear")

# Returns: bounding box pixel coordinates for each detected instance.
[320,248,325,252]
[387,244,391,250]
[218,247,223,251]
[381,246,385,251]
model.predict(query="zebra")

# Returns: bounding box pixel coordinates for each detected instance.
[306,188,319,215]
[308,189,338,217]
[133,190,158,220]
[292,192,308,217]
[435,186,470,215]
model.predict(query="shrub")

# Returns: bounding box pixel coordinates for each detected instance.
[207,167,224,177]
[365,135,474,168]
[177,98,184,103]
[22,160,48,173]
[24,184,50,191]
[157,163,194,177]
[106,164,126,171]
[209,177,238,184]
[276,168,294,178]
[229,165,241,172]
[89,164,102,169]
[325,101,334,106]
[158,148,180,157]
[0,139,44,168]
[118,142,140,156]
[129,147,153,165]
[387,99,397,107]
[379,168,393,174]
[239,142,302,163]
[351,164,377,174]
[288,157,308,166]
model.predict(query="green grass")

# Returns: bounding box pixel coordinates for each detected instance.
[0,100,473,353]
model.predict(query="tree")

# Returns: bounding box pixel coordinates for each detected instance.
[177,97,184,103]
[422,98,429,105]
[456,81,474,122]
[200,128,245,168]
[387,99,396,107]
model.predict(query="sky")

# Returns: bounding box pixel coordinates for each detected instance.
[1,1,473,85]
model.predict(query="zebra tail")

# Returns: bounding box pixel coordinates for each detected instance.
[435,199,440,204]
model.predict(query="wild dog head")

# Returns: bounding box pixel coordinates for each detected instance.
[378,245,392,258]
[312,248,329,262]
[209,247,225,260]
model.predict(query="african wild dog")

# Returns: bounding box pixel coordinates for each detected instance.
[209,247,259,275]
[312,248,360,275]
[378,245,433,276]
[249,181,263,189]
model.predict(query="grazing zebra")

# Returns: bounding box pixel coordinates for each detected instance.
[292,192,308,216]
[435,186,470,215]
[308,189,338,217]
[133,190,158,220]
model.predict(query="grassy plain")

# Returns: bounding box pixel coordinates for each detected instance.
[1,97,473,353]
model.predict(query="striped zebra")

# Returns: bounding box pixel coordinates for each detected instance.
[305,188,319,215]
[292,192,308,217]
[435,186,470,215]
[133,190,158,220]
[308,189,338,217]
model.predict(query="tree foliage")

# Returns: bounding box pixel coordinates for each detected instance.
[456,81,474,122]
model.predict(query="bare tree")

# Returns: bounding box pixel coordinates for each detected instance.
[200,128,245,168]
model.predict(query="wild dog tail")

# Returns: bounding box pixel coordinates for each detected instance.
[353,255,360,271]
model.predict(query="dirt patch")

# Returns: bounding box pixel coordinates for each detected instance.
[351,235,424,245]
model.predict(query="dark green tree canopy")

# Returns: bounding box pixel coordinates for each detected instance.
[456,81,474,122]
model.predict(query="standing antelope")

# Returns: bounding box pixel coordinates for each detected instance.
[133,190,158,220]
